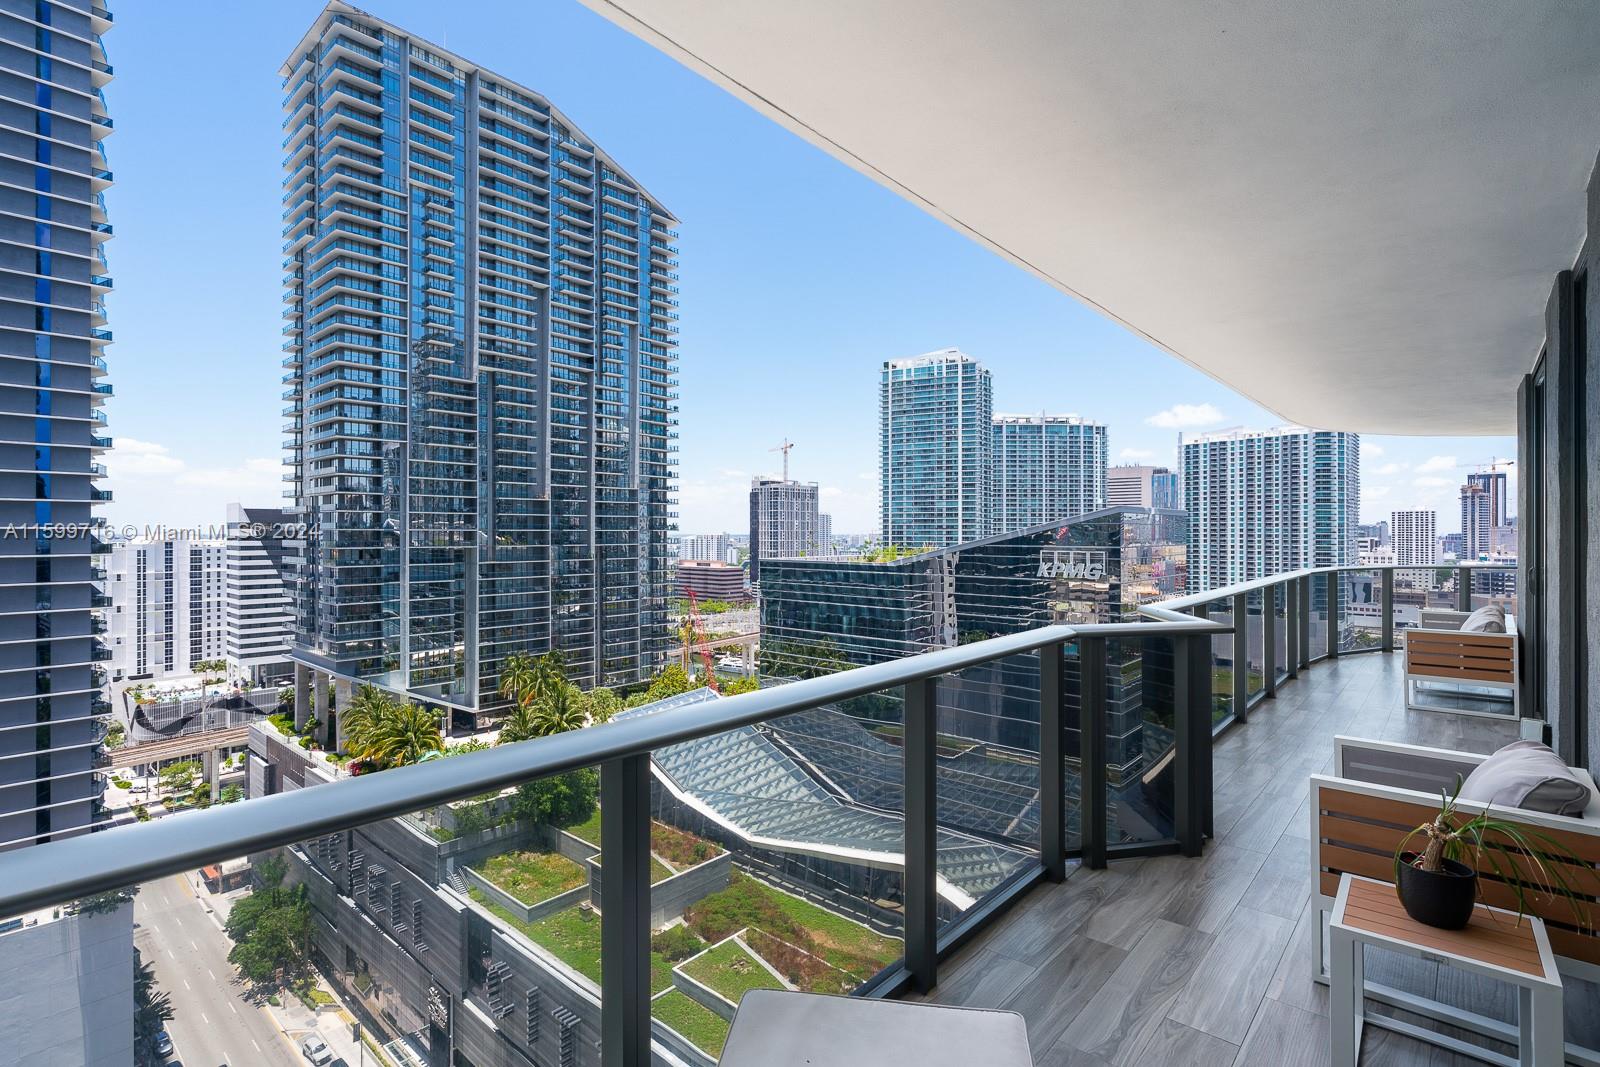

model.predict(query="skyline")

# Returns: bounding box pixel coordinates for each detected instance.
[96,0,1512,540]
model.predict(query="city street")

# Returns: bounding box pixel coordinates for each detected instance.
[133,873,305,1066]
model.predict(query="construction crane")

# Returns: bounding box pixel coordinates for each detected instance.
[769,438,794,481]
[682,589,720,693]
[1470,458,1515,473]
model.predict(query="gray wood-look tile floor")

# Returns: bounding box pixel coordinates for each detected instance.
[905,652,1586,1066]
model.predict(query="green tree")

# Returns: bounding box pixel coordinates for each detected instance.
[721,675,761,695]
[225,856,310,986]
[158,760,198,798]
[219,783,244,805]
[498,652,537,708]
[511,767,598,827]
[362,702,444,767]
[339,684,394,759]
[500,682,586,743]
[585,686,622,724]
[644,663,696,702]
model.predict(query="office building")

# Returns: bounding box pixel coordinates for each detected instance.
[1466,469,1509,527]
[747,476,819,582]
[1460,482,1492,558]
[107,538,226,683]
[1441,531,1465,559]
[880,349,993,548]
[819,511,832,551]
[1390,510,1437,567]
[0,0,115,853]
[1181,426,1359,592]
[1357,520,1389,546]
[224,504,295,685]
[1106,463,1180,510]
[676,560,747,602]
[280,4,678,722]
[991,414,1106,533]
[679,533,730,563]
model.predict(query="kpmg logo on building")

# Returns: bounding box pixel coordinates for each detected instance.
[1038,548,1108,580]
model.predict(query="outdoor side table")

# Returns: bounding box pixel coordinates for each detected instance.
[718,988,1033,1067]
[1329,873,1563,1067]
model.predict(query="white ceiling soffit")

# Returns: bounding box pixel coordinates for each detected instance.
[581,0,1600,435]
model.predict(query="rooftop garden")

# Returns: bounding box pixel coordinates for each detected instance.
[472,850,586,905]
[681,937,784,1003]
[565,811,722,884]
[651,990,729,1058]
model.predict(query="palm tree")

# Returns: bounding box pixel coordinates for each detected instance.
[499,683,587,744]
[499,652,537,707]
[363,702,444,767]
[340,685,394,759]
[528,650,568,704]
[133,951,172,1045]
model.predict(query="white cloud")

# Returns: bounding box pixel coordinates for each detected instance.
[1415,455,1457,474]
[856,471,876,482]
[1364,442,1385,458]
[1413,475,1454,489]
[1118,447,1155,461]
[1366,486,1393,500]
[1373,462,1403,476]
[109,438,185,476]
[819,486,844,500]
[1145,403,1226,429]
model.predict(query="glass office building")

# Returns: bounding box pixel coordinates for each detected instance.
[879,348,992,548]
[0,0,114,850]
[991,413,1106,534]
[281,4,678,719]
[761,508,1188,844]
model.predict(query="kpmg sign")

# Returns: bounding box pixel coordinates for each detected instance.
[1037,548,1108,580]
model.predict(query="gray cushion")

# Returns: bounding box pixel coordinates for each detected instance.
[1458,740,1590,817]
[1460,605,1506,633]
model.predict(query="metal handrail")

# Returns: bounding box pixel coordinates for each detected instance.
[0,619,1222,917]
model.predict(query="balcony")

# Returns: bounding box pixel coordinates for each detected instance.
[0,562,1559,1067]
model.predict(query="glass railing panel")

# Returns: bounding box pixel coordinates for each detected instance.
[1309,576,1330,661]
[1469,566,1517,616]
[1205,597,1235,728]
[1245,590,1266,703]
[1272,583,1290,683]
[662,688,906,1049]
[1104,633,1177,848]
[1339,569,1382,653]
[935,651,1043,927]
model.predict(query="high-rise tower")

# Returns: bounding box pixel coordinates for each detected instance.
[281,3,678,721]
[0,0,115,850]
[879,349,993,548]
[991,414,1107,533]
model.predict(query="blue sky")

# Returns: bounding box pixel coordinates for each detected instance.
[98,0,1513,537]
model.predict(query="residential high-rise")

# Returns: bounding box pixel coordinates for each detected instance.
[819,512,833,552]
[1389,509,1437,567]
[748,476,818,582]
[280,4,678,721]
[880,349,993,548]
[1181,426,1359,592]
[1106,464,1178,509]
[107,539,226,683]
[1466,470,1508,527]
[225,504,295,685]
[1460,482,1493,559]
[0,0,115,851]
[679,533,730,563]
[992,414,1107,532]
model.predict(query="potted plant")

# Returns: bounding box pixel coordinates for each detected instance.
[1393,777,1592,930]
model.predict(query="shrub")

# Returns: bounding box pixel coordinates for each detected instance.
[651,925,706,962]
[267,713,296,737]
[132,804,149,822]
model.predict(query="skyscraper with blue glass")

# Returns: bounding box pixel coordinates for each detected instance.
[0,0,113,851]
[281,3,678,722]
[880,349,993,548]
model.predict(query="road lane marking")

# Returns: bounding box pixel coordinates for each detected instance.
[165,948,174,960]
[208,968,216,980]
[190,939,198,950]
[201,1011,209,1024]
[183,978,191,990]
[252,1039,262,1052]
[228,1001,238,1014]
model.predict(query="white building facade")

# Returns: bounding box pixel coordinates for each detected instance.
[224,505,294,686]
[749,478,821,582]
[1181,426,1360,592]
[992,414,1107,533]
[880,349,994,548]
[108,539,226,683]
[1389,509,1438,566]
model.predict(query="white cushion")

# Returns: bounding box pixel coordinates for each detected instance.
[1458,740,1591,817]
[1460,605,1506,633]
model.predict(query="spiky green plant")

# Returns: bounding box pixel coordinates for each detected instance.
[1393,776,1594,929]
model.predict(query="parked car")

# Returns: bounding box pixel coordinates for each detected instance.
[300,1035,333,1065]
[152,1030,173,1057]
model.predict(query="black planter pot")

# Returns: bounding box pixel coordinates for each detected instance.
[1396,852,1478,929]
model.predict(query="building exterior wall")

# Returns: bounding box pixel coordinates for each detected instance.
[225,504,295,684]
[1181,426,1359,593]
[992,414,1106,534]
[280,5,678,719]
[675,560,745,601]
[107,538,225,682]
[747,477,818,582]
[1389,509,1437,566]
[678,533,729,562]
[0,0,115,851]
[0,901,134,1067]
[879,349,993,548]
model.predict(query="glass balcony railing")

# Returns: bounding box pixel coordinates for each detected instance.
[0,561,1524,1065]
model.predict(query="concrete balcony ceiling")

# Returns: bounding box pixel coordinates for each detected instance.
[581,0,1600,434]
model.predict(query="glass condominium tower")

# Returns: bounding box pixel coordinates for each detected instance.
[880,348,992,548]
[0,0,113,850]
[1181,426,1359,592]
[991,413,1107,534]
[281,3,678,717]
